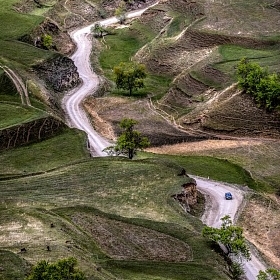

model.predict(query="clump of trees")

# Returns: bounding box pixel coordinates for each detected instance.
[104,118,150,159]
[237,58,280,111]
[203,215,250,260]
[92,22,107,38]
[113,62,147,96]
[203,215,250,279]
[91,23,116,38]
[258,268,280,280]
[25,257,86,280]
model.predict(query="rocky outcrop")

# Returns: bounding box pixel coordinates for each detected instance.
[171,169,198,212]
[0,116,66,150]
[34,54,80,92]
[181,180,198,206]
[19,17,75,55]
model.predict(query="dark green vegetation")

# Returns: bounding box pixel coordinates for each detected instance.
[26,257,86,280]
[114,62,147,96]
[0,102,47,129]
[0,0,52,69]
[258,268,280,280]
[1,0,280,279]
[97,20,172,98]
[203,215,251,279]
[203,215,250,260]
[0,127,256,279]
[0,250,30,280]
[237,58,280,110]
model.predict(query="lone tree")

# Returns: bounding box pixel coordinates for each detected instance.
[115,0,126,24]
[25,257,86,280]
[91,22,106,38]
[113,62,147,96]
[202,215,251,260]
[104,118,150,159]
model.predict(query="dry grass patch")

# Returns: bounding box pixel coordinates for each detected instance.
[239,195,280,270]
[147,139,263,154]
[84,96,192,146]
[196,0,280,37]
[71,212,192,262]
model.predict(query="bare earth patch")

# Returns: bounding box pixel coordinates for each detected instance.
[239,196,280,270]
[84,96,194,146]
[71,212,192,262]
[146,139,263,154]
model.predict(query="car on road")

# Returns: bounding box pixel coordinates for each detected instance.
[225,192,233,200]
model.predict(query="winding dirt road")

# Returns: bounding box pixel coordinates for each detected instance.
[62,4,267,279]
[63,5,158,156]
[196,176,267,279]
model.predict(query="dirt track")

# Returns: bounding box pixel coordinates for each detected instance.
[194,176,266,280]
[62,3,268,279]
[62,5,158,156]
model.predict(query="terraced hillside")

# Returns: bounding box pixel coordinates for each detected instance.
[1,0,280,279]
[86,0,280,271]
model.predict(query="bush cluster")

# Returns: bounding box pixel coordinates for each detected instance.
[237,58,280,111]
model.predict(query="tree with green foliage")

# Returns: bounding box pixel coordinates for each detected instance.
[237,58,280,111]
[103,118,150,159]
[42,34,53,49]
[202,215,250,260]
[258,268,280,280]
[115,1,126,24]
[230,261,245,280]
[92,22,106,38]
[114,62,147,96]
[25,257,86,280]
[256,73,280,111]
[237,57,267,94]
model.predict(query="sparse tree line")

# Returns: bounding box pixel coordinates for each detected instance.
[237,58,280,111]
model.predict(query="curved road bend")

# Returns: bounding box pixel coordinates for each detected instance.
[195,176,267,280]
[62,3,267,278]
[63,4,158,156]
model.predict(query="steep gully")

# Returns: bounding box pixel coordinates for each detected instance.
[62,6,267,279]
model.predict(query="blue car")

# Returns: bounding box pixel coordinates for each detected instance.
[225,192,233,200]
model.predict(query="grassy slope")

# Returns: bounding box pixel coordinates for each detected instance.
[215,45,280,80]
[1,149,245,279]
[0,0,42,40]
[0,129,255,279]
[93,1,279,193]
[0,102,47,129]
[98,20,172,98]
[0,0,56,129]
[0,0,52,68]
[1,0,278,279]
[0,128,88,177]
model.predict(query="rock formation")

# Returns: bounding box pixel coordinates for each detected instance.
[34,55,80,92]
[172,170,198,212]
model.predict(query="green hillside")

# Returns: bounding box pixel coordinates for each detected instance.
[1,0,280,278]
